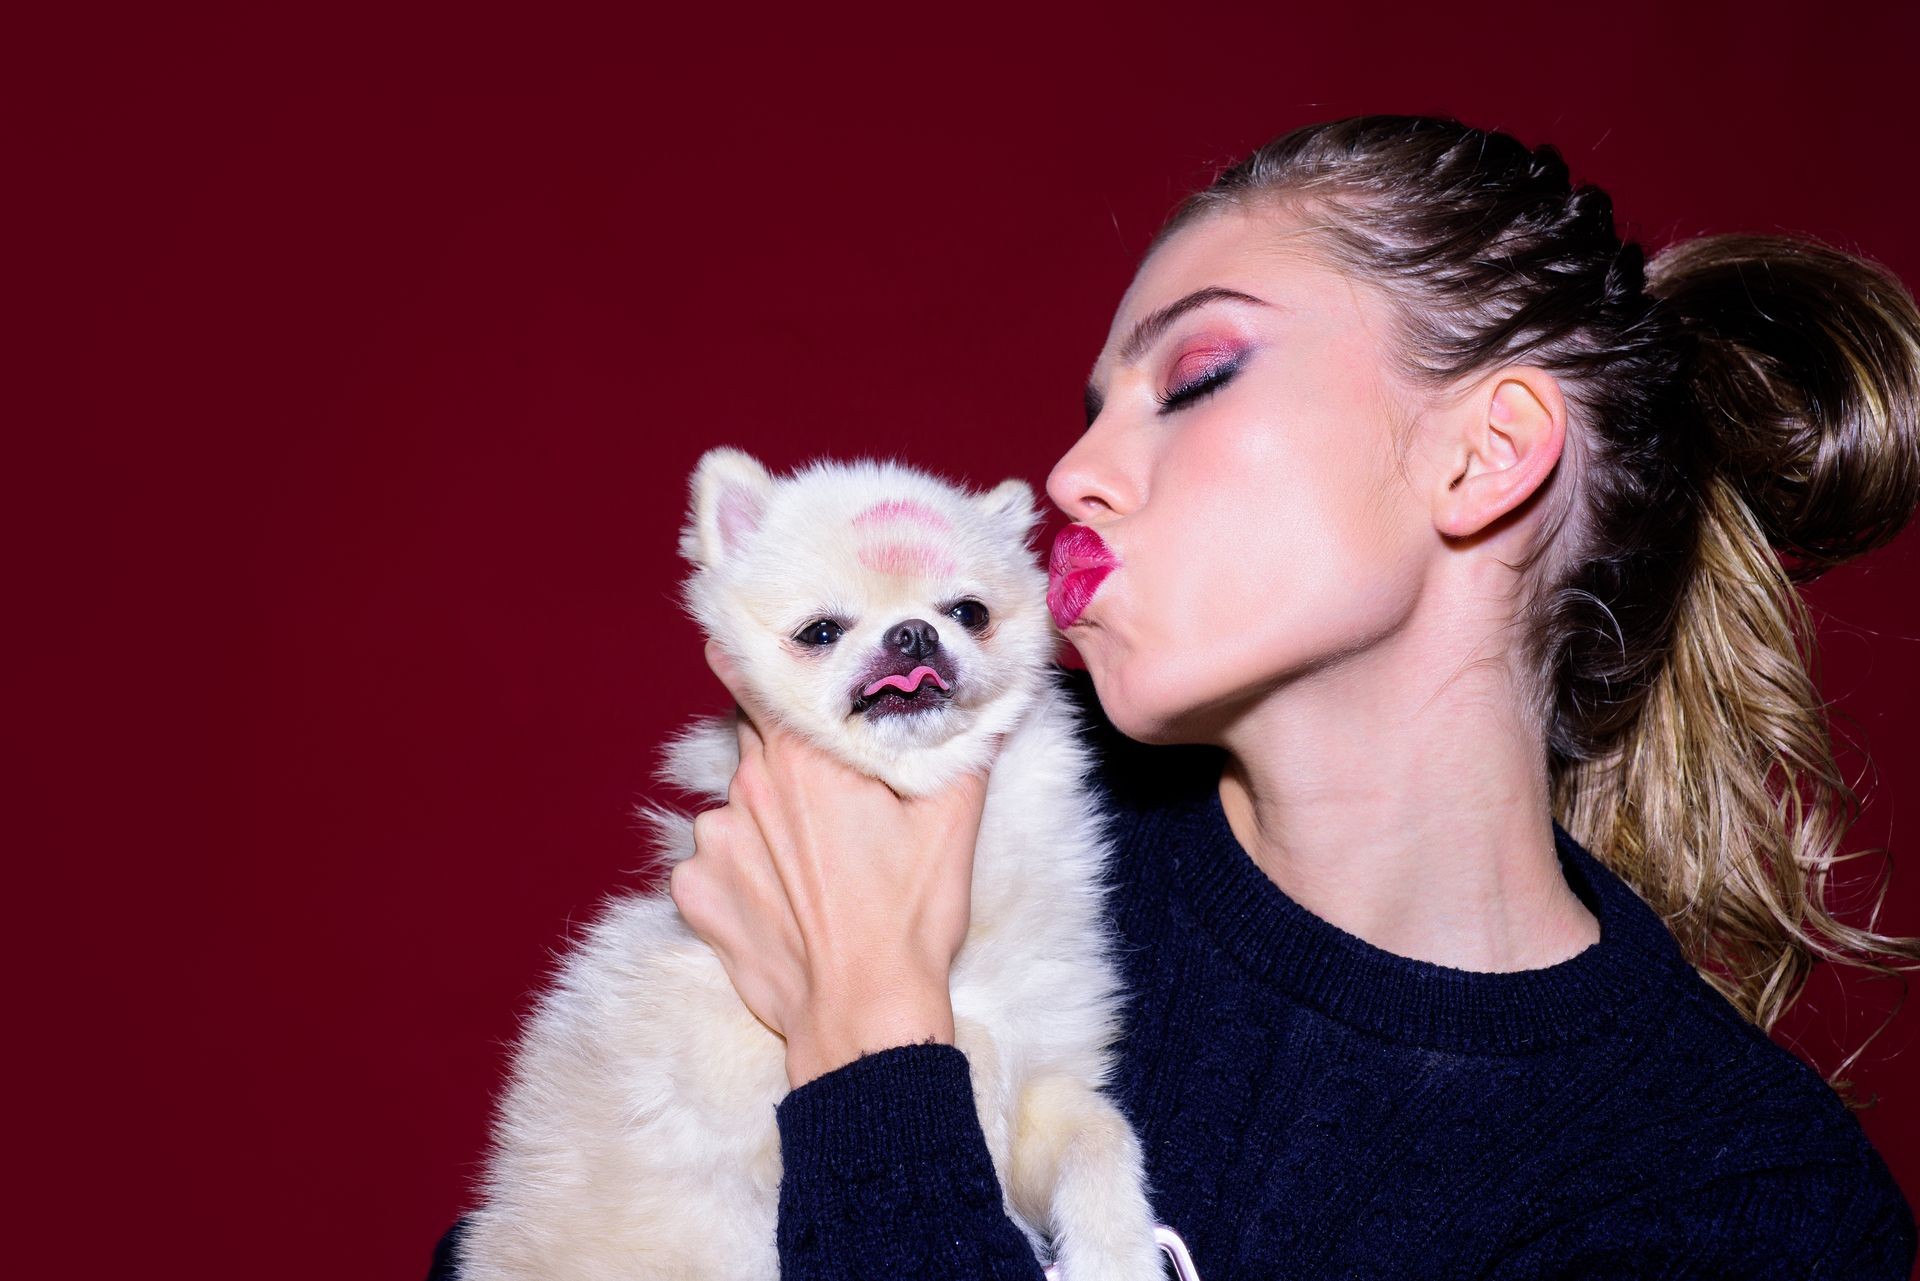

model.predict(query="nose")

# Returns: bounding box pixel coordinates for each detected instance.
[1045,418,1135,522]
[888,618,940,660]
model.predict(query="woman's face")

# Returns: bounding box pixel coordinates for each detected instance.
[1046,204,1439,743]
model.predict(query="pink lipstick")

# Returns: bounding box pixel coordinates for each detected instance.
[1047,525,1118,629]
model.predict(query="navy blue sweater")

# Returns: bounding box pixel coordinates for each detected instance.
[431,673,1916,1279]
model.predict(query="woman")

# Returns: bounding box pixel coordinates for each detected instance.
[433,115,1920,1277]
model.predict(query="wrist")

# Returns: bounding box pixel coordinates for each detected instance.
[785,979,955,1089]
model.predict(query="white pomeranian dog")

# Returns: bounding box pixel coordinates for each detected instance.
[455,447,1164,1280]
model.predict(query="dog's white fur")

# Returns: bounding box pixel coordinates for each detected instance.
[457,449,1160,1279]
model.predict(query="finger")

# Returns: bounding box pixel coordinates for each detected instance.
[706,640,770,756]
[735,702,765,763]
[687,805,784,925]
[705,639,748,705]
[706,640,776,741]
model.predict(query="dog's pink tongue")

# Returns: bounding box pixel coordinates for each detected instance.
[862,665,951,698]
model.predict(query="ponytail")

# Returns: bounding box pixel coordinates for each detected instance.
[1556,234,1920,1104]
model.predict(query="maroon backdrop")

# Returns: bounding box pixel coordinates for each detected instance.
[16,4,1919,1277]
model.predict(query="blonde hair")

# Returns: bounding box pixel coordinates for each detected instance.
[1153,116,1920,1106]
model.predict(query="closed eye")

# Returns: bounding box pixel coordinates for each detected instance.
[1155,360,1239,414]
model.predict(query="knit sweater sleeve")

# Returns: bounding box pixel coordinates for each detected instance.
[1489,1151,1918,1280]
[774,1041,1048,1279]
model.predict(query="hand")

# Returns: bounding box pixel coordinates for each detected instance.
[668,640,999,1089]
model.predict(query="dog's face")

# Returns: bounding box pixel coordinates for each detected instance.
[677,448,1052,795]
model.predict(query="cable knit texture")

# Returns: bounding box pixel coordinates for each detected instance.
[429,672,1916,1279]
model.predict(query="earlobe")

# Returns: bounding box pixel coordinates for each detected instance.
[1434,370,1566,540]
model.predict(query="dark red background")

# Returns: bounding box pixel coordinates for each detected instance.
[15,4,1919,1276]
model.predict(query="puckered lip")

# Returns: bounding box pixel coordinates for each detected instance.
[849,651,959,716]
[1049,523,1118,576]
[1047,523,1120,629]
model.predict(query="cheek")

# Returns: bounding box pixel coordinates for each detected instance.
[1120,379,1426,705]
[1179,403,1412,602]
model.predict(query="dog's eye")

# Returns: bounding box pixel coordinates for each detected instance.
[946,599,990,632]
[794,619,845,647]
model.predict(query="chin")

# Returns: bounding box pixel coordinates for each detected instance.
[834,698,999,797]
[1075,638,1264,747]
[1071,640,1178,744]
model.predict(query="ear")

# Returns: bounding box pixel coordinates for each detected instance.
[976,477,1041,545]
[1433,370,1566,539]
[680,447,774,568]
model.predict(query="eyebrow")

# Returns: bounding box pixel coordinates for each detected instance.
[1084,286,1274,425]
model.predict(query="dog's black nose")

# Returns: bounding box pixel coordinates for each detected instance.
[888,618,940,660]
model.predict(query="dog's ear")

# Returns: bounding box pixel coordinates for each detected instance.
[681,447,774,568]
[976,477,1042,547]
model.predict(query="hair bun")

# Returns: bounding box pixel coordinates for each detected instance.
[1645,232,1920,578]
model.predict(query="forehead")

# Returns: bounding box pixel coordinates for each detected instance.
[765,486,968,583]
[851,498,951,533]
[850,499,956,578]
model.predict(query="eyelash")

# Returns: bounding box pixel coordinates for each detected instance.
[1154,359,1240,413]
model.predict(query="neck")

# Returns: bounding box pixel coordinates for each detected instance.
[1209,606,1599,973]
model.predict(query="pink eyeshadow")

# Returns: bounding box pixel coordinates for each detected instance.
[1169,337,1250,382]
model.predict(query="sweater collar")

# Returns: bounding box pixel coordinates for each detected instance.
[1132,758,1694,1054]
